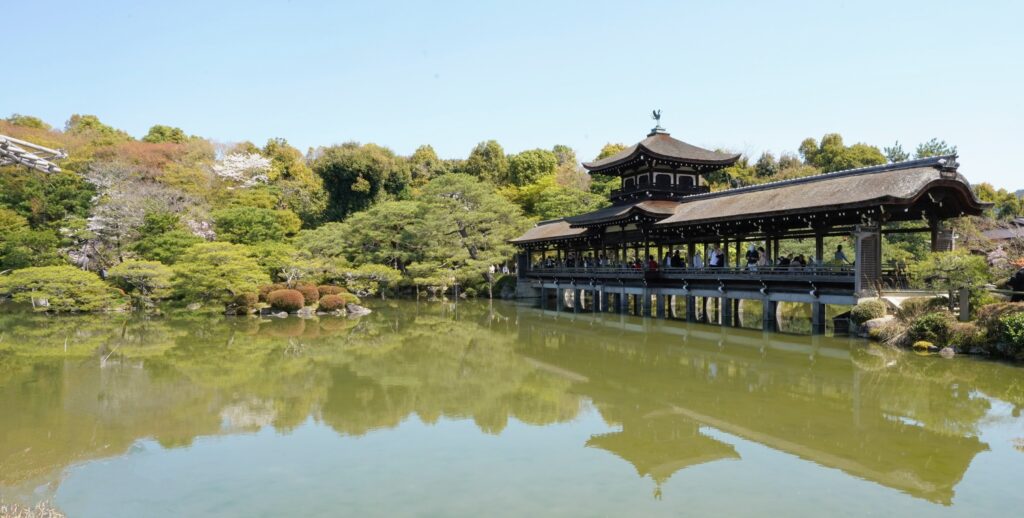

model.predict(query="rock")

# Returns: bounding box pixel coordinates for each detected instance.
[861,315,894,339]
[968,346,989,355]
[939,347,956,358]
[346,303,372,316]
[296,307,315,318]
[186,302,202,311]
[274,311,288,318]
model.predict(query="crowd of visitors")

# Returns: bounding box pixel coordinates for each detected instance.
[532,244,854,272]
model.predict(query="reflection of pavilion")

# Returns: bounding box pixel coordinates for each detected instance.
[586,412,739,487]
[516,308,990,504]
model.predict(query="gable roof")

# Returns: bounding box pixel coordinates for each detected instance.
[583,132,740,173]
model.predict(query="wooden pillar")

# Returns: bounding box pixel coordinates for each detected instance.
[812,303,826,335]
[555,288,564,312]
[931,221,955,252]
[656,293,666,318]
[854,225,882,295]
[641,290,652,317]
[733,299,741,327]
[735,240,742,268]
[686,296,697,322]
[619,291,629,314]
[573,288,580,313]
[815,232,824,265]
[721,297,732,327]
[763,300,778,332]
[538,286,545,309]
[687,242,696,268]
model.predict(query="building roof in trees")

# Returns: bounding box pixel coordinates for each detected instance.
[583,131,740,174]
[654,156,988,229]
[509,219,588,244]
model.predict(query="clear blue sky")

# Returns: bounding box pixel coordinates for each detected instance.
[3,0,1022,189]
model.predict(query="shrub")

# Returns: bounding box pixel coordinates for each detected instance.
[317,285,348,296]
[172,242,269,304]
[228,292,259,315]
[976,302,1024,336]
[318,294,346,311]
[906,312,952,345]
[0,265,123,312]
[267,289,304,312]
[295,284,320,305]
[336,292,361,306]
[851,299,887,324]
[259,283,286,302]
[107,260,174,306]
[948,322,987,351]
[896,297,949,322]
[999,312,1024,354]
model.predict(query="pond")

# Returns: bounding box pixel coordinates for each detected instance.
[1,301,1022,517]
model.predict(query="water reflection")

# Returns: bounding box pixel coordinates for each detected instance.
[1,302,1021,507]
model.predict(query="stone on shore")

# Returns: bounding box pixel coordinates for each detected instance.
[346,303,371,316]
[939,347,956,358]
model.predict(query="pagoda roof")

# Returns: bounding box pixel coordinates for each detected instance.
[564,199,679,227]
[509,219,588,245]
[583,131,740,173]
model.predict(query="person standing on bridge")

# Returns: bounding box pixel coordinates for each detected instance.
[746,244,759,270]
[709,244,724,268]
[834,245,851,265]
[692,250,704,269]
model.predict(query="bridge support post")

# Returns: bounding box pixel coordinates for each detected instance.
[600,290,610,313]
[555,288,564,312]
[538,286,546,309]
[656,293,666,318]
[812,303,826,335]
[619,292,628,314]
[573,289,581,313]
[641,291,652,317]
[721,297,732,327]
[686,296,696,323]
[733,299,741,327]
[763,300,778,332]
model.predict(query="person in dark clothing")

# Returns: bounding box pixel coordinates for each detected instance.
[1009,268,1024,302]
[745,244,759,269]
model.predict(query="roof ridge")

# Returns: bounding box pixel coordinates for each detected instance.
[677,155,957,202]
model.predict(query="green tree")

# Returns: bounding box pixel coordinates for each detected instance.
[0,265,121,312]
[5,114,51,130]
[799,133,886,172]
[334,200,426,270]
[108,260,174,307]
[914,138,957,159]
[142,125,190,144]
[463,140,508,184]
[64,114,133,144]
[506,149,557,186]
[342,263,402,299]
[884,141,910,163]
[212,207,302,243]
[0,169,95,228]
[0,229,62,271]
[313,142,408,219]
[595,143,627,160]
[754,152,778,178]
[409,145,445,187]
[171,242,269,304]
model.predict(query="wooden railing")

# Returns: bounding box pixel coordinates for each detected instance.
[525,265,855,282]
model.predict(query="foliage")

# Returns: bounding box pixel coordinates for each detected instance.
[171,242,269,304]
[342,263,402,298]
[227,292,259,315]
[974,183,1024,220]
[317,285,347,296]
[317,294,346,311]
[914,138,957,159]
[999,312,1024,353]
[64,114,133,144]
[906,312,952,344]
[896,296,950,322]
[267,289,305,312]
[0,266,121,312]
[463,140,509,184]
[884,141,910,163]
[975,302,1024,337]
[909,251,991,306]
[107,260,174,305]
[295,284,320,305]
[212,206,301,243]
[851,299,887,324]
[211,152,271,187]
[948,322,987,351]
[798,133,886,172]
[5,113,51,130]
[506,149,557,186]
[132,229,204,264]
[142,125,190,144]
[0,169,95,228]
[313,142,409,220]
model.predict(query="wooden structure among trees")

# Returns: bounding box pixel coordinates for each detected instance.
[511,125,989,334]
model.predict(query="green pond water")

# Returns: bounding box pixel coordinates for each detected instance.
[1,301,1023,517]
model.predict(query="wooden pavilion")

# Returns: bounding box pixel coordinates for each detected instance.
[511,124,989,333]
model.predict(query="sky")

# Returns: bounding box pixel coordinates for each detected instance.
[3,0,1022,190]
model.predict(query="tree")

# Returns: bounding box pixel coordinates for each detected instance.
[334,200,426,270]
[595,143,627,160]
[0,169,95,228]
[313,142,407,220]
[0,228,62,271]
[884,141,910,163]
[142,125,190,144]
[506,149,557,186]
[64,114,132,144]
[261,138,327,225]
[212,206,302,243]
[798,133,886,172]
[108,260,174,307]
[0,265,122,312]
[5,114,50,130]
[409,145,444,186]
[463,140,508,184]
[342,263,402,299]
[754,152,778,178]
[212,152,272,187]
[171,242,269,304]
[914,138,957,159]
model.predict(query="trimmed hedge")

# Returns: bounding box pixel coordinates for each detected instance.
[318,294,346,311]
[896,297,949,322]
[318,285,348,296]
[259,283,286,302]
[976,302,1024,337]
[295,284,320,305]
[228,292,259,315]
[267,289,304,312]
[999,312,1024,353]
[851,299,887,324]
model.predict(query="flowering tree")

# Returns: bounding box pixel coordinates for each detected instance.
[212,152,272,187]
